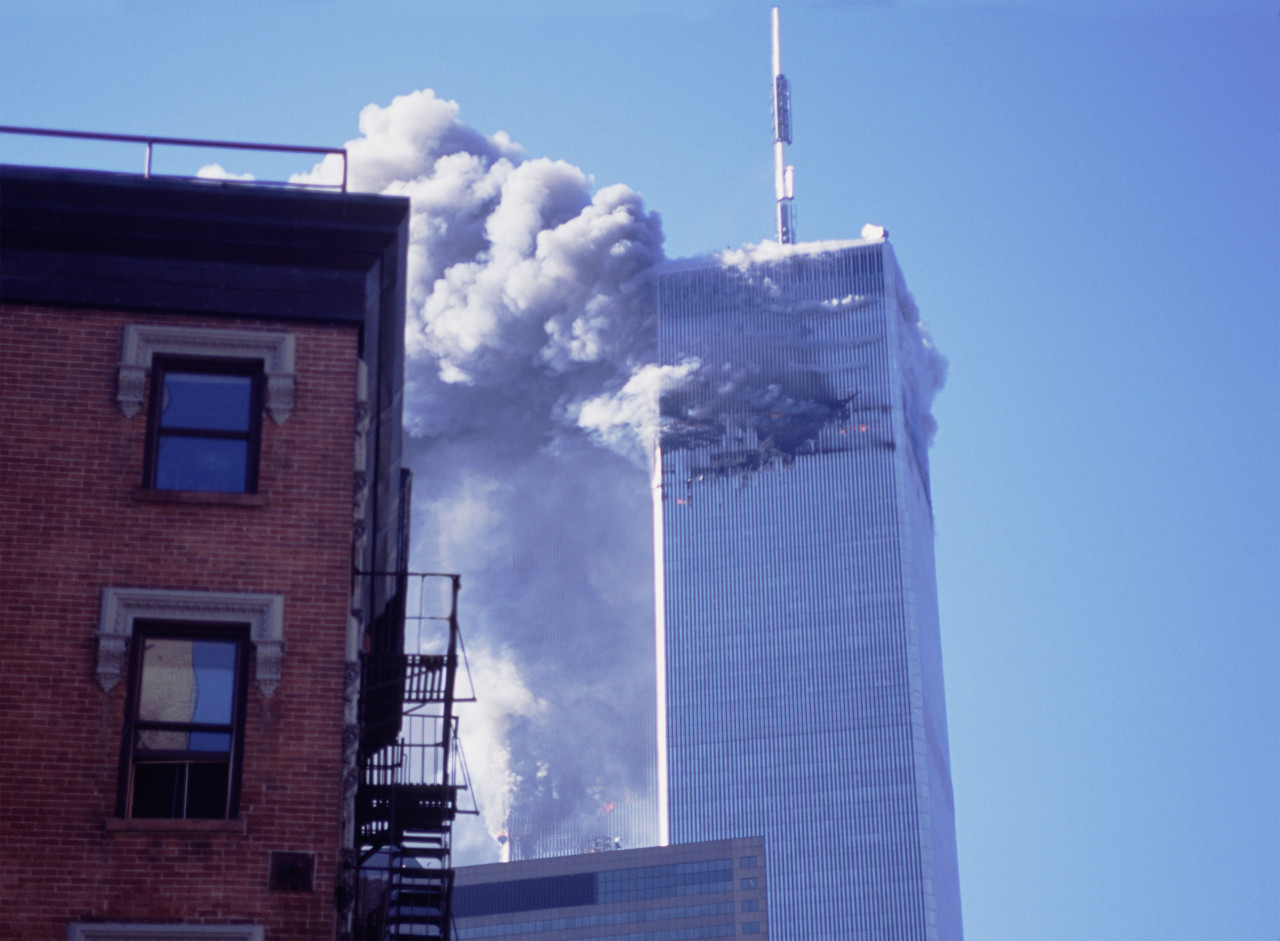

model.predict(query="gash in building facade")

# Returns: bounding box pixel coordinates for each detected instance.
[654,237,962,940]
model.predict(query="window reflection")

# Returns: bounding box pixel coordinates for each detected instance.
[149,364,259,493]
[126,633,244,819]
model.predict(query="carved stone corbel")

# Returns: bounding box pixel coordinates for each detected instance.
[94,631,130,692]
[252,639,285,698]
[263,372,296,425]
[115,365,148,418]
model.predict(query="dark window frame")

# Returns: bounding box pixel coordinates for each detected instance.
[143,356,264,494]
[115,620,251,820]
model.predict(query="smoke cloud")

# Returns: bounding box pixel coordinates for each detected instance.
[294,89,945,864]
[297,89,665,861]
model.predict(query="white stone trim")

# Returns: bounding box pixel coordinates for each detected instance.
[68,925,263,941]
[117,324,296,424]
[97,587,285,697]
[352,357,371,554]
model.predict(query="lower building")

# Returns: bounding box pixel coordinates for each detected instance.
[453,838,767,939]
[0,154,461,940]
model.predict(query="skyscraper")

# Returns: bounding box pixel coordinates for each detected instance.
[654,237,961,939]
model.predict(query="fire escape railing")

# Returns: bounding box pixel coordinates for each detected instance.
[354,572,473,941]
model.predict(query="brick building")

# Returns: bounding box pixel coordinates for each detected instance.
[0,160,450,939]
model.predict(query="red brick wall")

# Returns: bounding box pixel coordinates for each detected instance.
[1,305,363,940]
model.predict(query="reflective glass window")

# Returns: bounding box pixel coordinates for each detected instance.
[121,625,248,819]
[148,361,261,493]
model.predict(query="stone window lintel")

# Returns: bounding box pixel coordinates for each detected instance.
[96,587,285,697]
[116,324,296,424]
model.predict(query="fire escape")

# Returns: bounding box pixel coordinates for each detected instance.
[354,570,472,940]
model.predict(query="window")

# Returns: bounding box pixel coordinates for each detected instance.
[740,877,758,890]
[742,898,759,912]
[118,622,249,819]
[145,358,262,493]
[739,855,757,868]
[743,922,761,934]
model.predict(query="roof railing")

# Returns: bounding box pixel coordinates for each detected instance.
[0,125,348,192]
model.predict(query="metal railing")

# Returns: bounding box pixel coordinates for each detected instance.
[354,571,476,940]
[0,124,347,191]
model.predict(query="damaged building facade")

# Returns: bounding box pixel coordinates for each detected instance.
[654,238,962,940]
[1,156,461,939]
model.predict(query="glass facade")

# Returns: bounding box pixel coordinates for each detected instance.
[454,838,766,940]
[456,903,734,939]
[655,241,962,940]
[505,789,659,862]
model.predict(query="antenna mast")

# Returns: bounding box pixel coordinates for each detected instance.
[772,6,795,244]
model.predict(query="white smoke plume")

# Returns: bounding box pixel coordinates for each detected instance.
[298,89,666,862]
[887,241,948,449]
[448,638,544,860]
[294,89,945,864]
[573,360,701,465]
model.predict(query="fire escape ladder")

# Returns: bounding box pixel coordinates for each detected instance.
[385,863,454,939]
[355,572,466,941]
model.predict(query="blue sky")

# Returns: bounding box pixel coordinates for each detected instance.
[3,2,1277,939]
